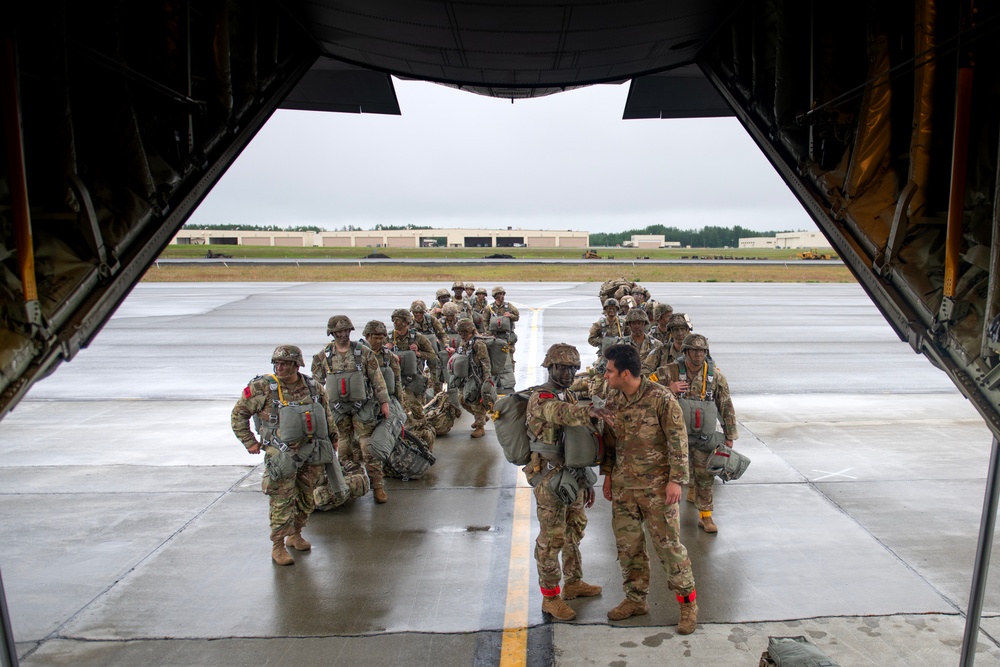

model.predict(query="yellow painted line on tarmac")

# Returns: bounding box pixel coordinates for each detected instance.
[499,307,541,667]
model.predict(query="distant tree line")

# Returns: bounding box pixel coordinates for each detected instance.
[590,225,794,248]
[183,223,326,232]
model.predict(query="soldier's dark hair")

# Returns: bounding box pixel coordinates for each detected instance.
[605,344,641,377]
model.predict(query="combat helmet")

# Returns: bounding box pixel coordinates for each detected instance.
[619,295,636,308]
[456,318,477,335]
[435,288,450,299]
[327,315,354,335]
[465,283,475,291]
[391,308,412,323]
[653,303,674,320]
[441,302,461,317]
[667,313,692,331]
[603,297,619,309]
[542,343,581,368]
[475,286,487,295]
[625,308,649,323]
[492,285,506,297]
[410,300,427,313]
[682,333,709,352]
[363,320,387,336]
[271,345,304,367]
[452,280,465,291]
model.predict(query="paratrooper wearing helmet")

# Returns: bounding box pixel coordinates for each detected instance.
[464,282,477,299]
[450,318,494,437]
[587,298,627,398]
[623,308,667,376]
[618,295,636,316]
[312,315,393,504]
[471,285,490,321]
[410,299,447,393]
[664,313,693,363]
[450,280,482,331]
[525,343,616,621]
[431,288,452,317]
[660,331,739,535]
[390,307,440,448]
[363,319,401,403]
[649,302,676,346]
[231,344,339,565]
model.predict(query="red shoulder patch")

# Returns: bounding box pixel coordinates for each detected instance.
[243,386,252,399]
[538,392,556,399]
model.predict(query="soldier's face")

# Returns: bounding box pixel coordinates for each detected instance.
[604,360,625,390]
[392,317,407,332]
[273,360,298,382]
[686,348,707,364]
[632,292,644,303]
[494,293,505,304]
[604,307,618,318]
[671,328,688,345]
[453,290,464,298]
[334,329,351,345]
[413,311,425,321]
[549,363,578,388]
[465,288,475,297]
[658,313,672,328]
[368,333,386,348]
[628,321,646,336]
[438,296,449,305]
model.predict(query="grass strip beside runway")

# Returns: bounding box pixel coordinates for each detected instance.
[142,264,853,283]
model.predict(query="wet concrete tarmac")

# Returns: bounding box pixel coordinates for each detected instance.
[0,282,997,666]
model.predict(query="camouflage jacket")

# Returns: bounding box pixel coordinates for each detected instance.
[413,313,445,346]
[641,340,672,377]
[489,301,520,324]
[391,327,439,375]
[625,334,662,375]
[660,359,739,440]
[526,381,592,449]
[310,341,391,406]
[587,315,625,348]
[471,297,491,318]
[231,373,338,451]
[600,377,689,488]
[455,336,492,378]
[440,317,462,349]
[649,326,673,347]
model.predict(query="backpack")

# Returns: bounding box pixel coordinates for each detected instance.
[383,431,436,480]
[368,397,407,461]
[493,389,534,465]
[759,636,839,667]
[707,443,750,482]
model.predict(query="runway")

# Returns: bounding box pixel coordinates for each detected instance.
[0,282,997,666]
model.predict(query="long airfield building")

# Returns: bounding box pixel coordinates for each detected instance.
[172,228,590,249]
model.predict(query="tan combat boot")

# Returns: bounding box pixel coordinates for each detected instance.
[677,600,698,635]
[471,425,486,438]
[286,531,311,551]
[374,487,388,503]
[562,580,602,600]
[607,599,648,621]
[686,486,696,504]
[542,595,576,621]
[271,539,294,566]
[698,512,718,533]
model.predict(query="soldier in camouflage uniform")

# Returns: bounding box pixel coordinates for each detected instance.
[451,280,483,331]
[411,299,447,393]
[661,333,738,533]
[363,320,402,403]
[587,298,626,398]
[452,318,493,437]
[231,345,338,566]
[488,285,520,363]
[390,308,438,448]
[311,315,392,504]
[618,295,636,317]
[648,303,676,346]
[439,302,463,350]
[464,282,476,300]
[622,308,663,376]
[600,344,698,634]
[526,344,615,621]
[663,313,693,364]
[430,288,452,319]
[471,286,490,320]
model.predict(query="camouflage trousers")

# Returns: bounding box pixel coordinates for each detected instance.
[611,484,695,601]
[335,413,383,489]
[688,445,714,511]
[403,388,436,449]
[262,459,322,542]
[460,398,489,427]
[533,468,588,592]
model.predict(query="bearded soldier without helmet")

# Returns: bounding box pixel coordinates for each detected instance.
[312,315,392,504]
[661,333,739,533]
[231,345,338,566]
[526,343,615,621]
[601,344,699,634]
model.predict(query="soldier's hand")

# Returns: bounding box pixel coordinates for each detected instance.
[246,442,261,455]
[409,343,419,352]
[588,405,615,425]
[665,481,682,504]
[602,475,613,501]
[381,402,391,420]
[725,439,734,448]
[583,487,596,508]
[669,380,688,394]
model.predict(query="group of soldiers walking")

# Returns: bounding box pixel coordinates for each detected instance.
[231,282,520,565]
[523,278,738,635]
[230,279,739,637]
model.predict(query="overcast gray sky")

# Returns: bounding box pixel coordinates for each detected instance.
[188,78,819,235]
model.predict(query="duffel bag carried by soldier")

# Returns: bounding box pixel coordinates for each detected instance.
[383,431,436,481]
[546,466,598,504]
[314,459,370,511]
[707,443,750,482]
[368,397,407,462]
[492,389,534,465]
[759,636,839,667]
[425,391,462,436]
